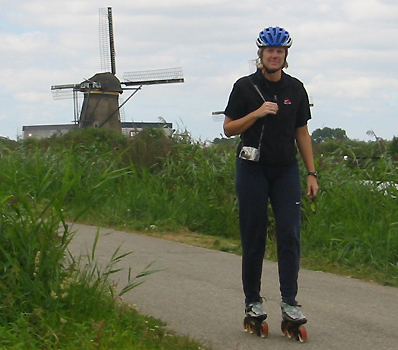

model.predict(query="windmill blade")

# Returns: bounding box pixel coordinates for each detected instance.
[50,84,83,124]
[122,67,184,86]
[51,84,80,100]
[51,89,75,100]
[212,110,225,122]
[51,84,79,90]
[99,7,116,75]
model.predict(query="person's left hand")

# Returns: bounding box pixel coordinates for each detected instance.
[307,176,319,199]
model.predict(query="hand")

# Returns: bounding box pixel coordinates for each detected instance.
[254,102,278,119]
[307,176,319,199]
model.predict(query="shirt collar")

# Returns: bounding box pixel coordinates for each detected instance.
[255,68,288,84]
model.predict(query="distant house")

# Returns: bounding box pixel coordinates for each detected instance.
[121,122,173,138]
[22,124,77,139]
[22,122,173,140]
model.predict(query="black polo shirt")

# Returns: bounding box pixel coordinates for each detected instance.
[224,69,311,166]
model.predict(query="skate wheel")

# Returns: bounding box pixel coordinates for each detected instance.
[260,321,269,338]
[243,317,251,333]
[281,320,288,337]
[243,317,256,334]
[297,326,307,343]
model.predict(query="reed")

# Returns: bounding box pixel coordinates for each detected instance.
[0,133,209,349]
[300,147,398,285]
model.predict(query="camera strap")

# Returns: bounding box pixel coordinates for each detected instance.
[250,82,267,152]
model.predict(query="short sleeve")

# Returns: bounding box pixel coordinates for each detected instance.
[224,79,247,120]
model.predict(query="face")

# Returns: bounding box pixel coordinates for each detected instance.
[260,47,287,73]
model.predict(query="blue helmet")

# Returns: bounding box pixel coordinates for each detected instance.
[256,27,292,48]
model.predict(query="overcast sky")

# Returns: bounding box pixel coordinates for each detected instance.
[1,0,398,142]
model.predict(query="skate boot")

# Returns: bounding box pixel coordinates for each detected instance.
[243,300,268,338]
[280,302,308,342]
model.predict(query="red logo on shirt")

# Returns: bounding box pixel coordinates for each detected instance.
[284,98,292,105]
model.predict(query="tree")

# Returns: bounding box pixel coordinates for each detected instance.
[311,127,348,143]
[388,136,398,156]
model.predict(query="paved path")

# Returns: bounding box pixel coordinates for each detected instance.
[68,223,398,350]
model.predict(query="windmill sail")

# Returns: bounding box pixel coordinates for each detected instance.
[99,7,116,75]
[123,67,184,86]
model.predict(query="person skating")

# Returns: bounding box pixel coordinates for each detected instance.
[223,26,318,341]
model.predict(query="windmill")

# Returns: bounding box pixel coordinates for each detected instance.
[51,7,184,132]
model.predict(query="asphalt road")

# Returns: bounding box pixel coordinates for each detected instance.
[67,223,398,350]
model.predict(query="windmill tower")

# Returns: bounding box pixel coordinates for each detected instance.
[51,7,184,132]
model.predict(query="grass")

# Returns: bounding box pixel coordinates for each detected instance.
[0,128,397,348]
[0,131,212,350]
[299,148,398,286]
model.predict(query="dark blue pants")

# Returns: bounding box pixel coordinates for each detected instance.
[235,158,301,305]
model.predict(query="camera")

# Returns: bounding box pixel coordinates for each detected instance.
[239,146,260,162]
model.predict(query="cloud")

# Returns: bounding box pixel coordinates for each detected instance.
[342,0,398,22]
[0,0,398,142]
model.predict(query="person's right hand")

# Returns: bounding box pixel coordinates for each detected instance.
[254,102,278,118]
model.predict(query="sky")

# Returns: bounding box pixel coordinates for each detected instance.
[1,0,398,142]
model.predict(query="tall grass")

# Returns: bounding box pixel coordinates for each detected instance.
[61,128,240,238]
[0,132,209,349]
[4,128,397,287]
[301,146,398,285]
[0,127,397,348]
